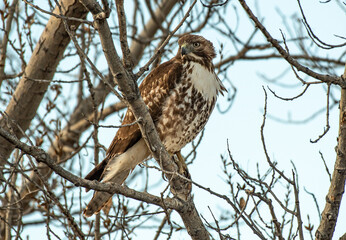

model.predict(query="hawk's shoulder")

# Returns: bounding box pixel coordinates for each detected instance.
[140,58,183,97]
[139,57,183,121]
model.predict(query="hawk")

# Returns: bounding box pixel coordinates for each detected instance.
[84,34,226,217]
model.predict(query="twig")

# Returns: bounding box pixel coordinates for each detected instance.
[292,171,304,240]
[153,210,172,240]
[116,0,134,71]
[207,206,225,240]
[22,0,93,25]
[310,84,331,143]
[268,84,310,101]
[319,151,332,182]
[26,156,86,240]
[260,87,293,185]
[296,0,346,49]
[0,0,19,87]
[304,187,322,222]
[54,0,124,102]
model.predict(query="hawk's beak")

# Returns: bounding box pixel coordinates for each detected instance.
[181,46,187,56]
[181,44,191,56]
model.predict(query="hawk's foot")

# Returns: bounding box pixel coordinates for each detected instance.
[174,151,191,179]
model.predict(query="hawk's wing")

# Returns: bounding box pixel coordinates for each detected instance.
[85,57,183,182]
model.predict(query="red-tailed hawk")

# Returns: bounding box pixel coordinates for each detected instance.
[84,34,226,217]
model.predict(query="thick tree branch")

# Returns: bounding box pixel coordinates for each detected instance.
[315,65,346,240]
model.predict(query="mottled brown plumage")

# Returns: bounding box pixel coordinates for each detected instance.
[84,34,226,217]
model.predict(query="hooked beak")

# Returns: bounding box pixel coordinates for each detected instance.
[181,46,187,56]
[181,44,191,56]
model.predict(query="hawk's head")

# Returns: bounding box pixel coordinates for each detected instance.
[177,34,216,61]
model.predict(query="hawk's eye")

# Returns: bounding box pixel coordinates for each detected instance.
[193,42,200,47]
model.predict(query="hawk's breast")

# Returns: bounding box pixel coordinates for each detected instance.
[156,61,221,153]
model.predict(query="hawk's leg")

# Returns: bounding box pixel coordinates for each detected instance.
[174,151,191,179]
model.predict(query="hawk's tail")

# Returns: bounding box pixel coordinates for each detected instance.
[84,192,113,217]
[83,138,150,217]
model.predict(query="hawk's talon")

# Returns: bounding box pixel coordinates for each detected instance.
[173,151,191,179]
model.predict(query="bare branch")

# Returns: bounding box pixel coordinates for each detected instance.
[0,0,19,87]
[296,0,346,49]
[0,126,180,210]
[310,84,331,143]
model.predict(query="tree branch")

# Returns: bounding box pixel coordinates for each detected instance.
[315,64,346,240]
[0,0,19,87]
[0,126,180,210]
[237,0,344,87]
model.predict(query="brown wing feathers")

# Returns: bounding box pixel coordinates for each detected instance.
[85,57,182,182]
